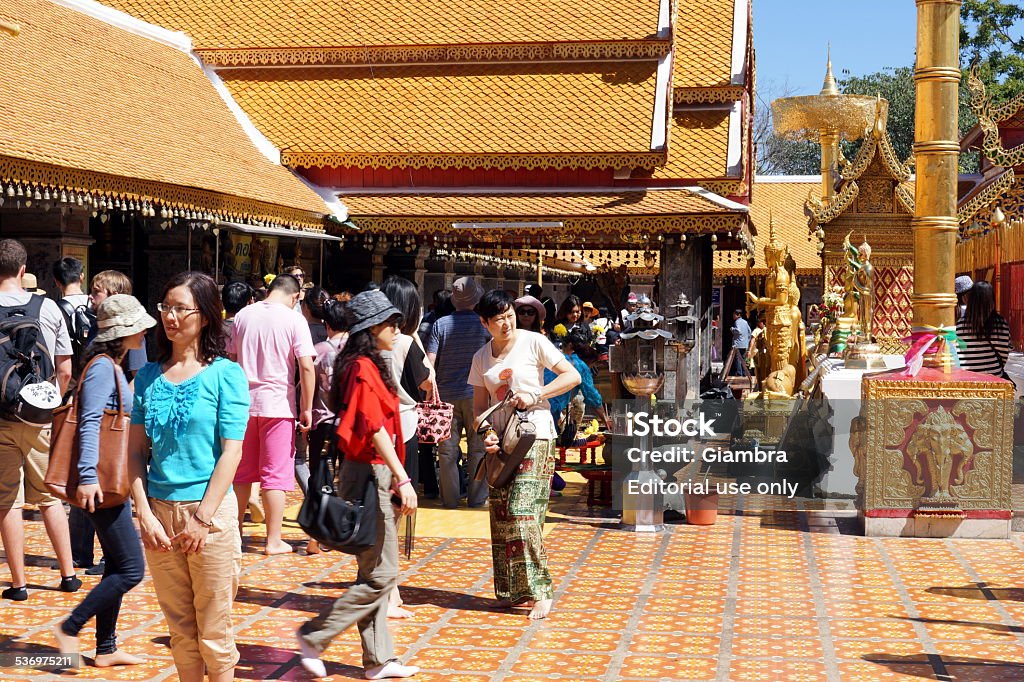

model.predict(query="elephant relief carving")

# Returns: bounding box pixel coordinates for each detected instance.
[905,406,974,502]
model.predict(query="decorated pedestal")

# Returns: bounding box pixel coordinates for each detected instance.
[855,368,1014,538]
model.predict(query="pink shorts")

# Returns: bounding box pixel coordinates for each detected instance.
[235,416,296,491]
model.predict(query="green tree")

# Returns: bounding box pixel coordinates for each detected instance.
[961,0,1024,104]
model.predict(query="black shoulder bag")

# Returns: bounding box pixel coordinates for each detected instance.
[297,365,379,554]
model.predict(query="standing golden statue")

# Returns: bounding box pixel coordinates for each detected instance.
[841,232,884,369]
[745,222,807,397]
[842,231,875,341]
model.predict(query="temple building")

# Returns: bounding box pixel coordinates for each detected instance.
[99,0,756,307]
[0,0,337,304]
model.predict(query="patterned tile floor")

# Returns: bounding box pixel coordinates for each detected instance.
[3,479,1024,681]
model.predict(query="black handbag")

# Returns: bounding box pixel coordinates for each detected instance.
[297,426,379,555]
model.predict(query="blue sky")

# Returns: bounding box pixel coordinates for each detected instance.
[754,0,918,97]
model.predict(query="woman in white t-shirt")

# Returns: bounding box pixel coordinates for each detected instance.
[469,290,580,620]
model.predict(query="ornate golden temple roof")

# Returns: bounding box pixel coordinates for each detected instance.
[220,63,664,171]
[715,177,821,275]
[651,109,733,180]
[674,0,749,103]
[339,188,748,242]
[1,0,328,230]
[102,0,667,64]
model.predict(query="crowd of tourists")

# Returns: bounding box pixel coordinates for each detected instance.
[2,237,678,680]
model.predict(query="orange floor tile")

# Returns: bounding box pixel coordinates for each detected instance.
[2,490,1024,681]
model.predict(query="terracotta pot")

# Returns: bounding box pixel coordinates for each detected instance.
[685,491,719,525]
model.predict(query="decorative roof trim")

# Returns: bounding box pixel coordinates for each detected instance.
[957,167,1016,228]
[673,86,745,104]
[716,267,820,276]
[730,0,749,86]
[993,90,1024,123]
[684,185,749,212]
[651,52,672,150]
[967,68,1024,169]
[351,213,747,242]
[48,0,191,53]
[841,131,912,183]
[198,40,670,68]
[282,151,666,171]
[0,154,326,231]
[807,180,859,224]
[896,182,916,215]
[726,100,743,177]
[201,63,280,165]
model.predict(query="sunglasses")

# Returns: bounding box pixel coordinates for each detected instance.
[516,308,537,316]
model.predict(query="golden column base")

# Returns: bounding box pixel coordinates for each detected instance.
[854,367,1014,537]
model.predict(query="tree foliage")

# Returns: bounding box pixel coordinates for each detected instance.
[754,2,1024,175]
[961,0,1024,104]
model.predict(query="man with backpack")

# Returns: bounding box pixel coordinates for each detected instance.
[0,239,79,600]
[53,257,95,377]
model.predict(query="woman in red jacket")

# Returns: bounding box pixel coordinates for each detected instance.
[295,289,419,680]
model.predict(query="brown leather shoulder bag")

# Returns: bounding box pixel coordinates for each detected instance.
[44,354,131,508]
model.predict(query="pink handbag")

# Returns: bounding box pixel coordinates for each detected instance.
[415,381,454,445]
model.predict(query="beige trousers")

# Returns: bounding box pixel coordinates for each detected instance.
[299,461,397,669]
[146,494,242,674]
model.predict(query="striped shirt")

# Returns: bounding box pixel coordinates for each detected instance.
[956,315,1012,375]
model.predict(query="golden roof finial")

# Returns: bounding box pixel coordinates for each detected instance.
[872,93,886,138]
[820,43,839,96]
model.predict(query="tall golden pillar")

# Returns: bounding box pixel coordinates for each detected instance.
[912,0,961,338]
[854,0,1015,537]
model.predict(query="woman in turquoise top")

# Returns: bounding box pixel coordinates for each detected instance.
[128,272,250,682]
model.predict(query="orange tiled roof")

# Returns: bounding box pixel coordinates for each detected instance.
[674,0,738,90]
[102,0,664,52]
[340,189,732,218]
[0,0,327,227]
[220,63,663,170]
[652,109,732,180]
[715,178,821,274]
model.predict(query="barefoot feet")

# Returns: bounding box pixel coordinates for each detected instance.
[265,540,295,555]
[52,624,80,667]
[364,660,419,679]
[94,651,144,667]
[528,598,553,620]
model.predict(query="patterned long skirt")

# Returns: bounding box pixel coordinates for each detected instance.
[489,438,556,603]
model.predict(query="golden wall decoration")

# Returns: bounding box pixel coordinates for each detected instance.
[283,151,666,171]
[199,41,671,67]
[859,378,1014,512]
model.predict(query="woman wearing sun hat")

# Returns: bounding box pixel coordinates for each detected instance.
[53,294,156,667]
[296,289,419,680]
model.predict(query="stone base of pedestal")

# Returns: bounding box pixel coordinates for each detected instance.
[863,515,1010,538]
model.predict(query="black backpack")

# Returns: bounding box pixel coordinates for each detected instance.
[56,298,95,374]
[0,295,58,424]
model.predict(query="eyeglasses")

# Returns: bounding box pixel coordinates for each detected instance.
[157,303,200,317]
[291,272,305,280]
[516,308,537,316]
